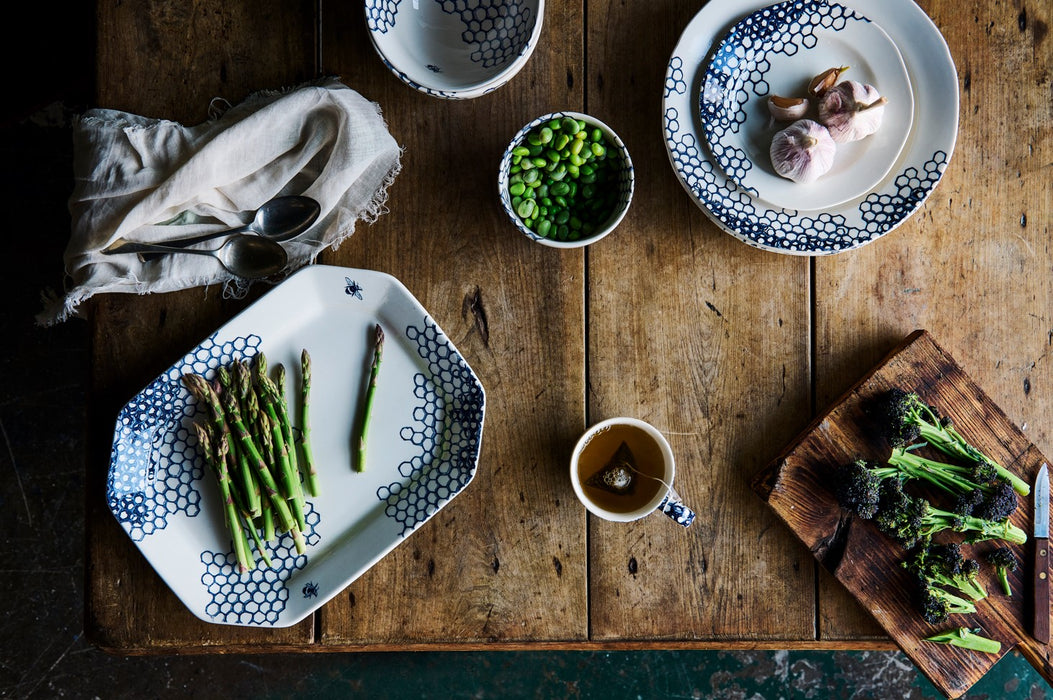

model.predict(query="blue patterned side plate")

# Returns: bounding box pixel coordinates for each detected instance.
[664,0,958,254]
[699,1,913,212]
[108,265,486,627]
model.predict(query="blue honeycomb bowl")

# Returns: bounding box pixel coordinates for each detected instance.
[365,0,544,99]
[499,111,635,249]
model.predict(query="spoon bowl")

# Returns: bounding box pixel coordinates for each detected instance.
[103,234,289,279]
[242,195,322,242]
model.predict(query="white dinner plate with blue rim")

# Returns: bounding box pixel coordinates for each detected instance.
[699,1,914,211]
[107,265,486,627]
[663,0,958,255]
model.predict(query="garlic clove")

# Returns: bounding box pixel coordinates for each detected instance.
[817,80,888,143]
[767,94,809,121]
[770,119,836,184]
[807,65,850,97]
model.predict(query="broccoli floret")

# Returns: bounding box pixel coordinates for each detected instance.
[924,627,1001,654]
[837,449,1021,533]
[835,460,892,519]
[985,547,1019,596]
[874,389,1030,496]
[873,479,928,548]
[974,479,1018,523]
[953,488,983,518]
[876,388,923,446]
[838,448,1019,523]
[905,542,987,602]
[915,584,978,624]
[971,460,998,485]
[869,478,1027,548]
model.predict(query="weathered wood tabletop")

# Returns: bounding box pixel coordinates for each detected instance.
[86,0,1051,658]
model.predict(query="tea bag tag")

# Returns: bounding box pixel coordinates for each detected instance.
[585,441,637,495]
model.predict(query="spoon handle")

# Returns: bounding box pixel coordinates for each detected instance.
[103,226,248,255]
[102,241,221,256]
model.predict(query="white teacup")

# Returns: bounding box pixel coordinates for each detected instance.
[569,417,694,527]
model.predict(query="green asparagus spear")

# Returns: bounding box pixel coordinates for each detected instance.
[270,362,302,495]
[299,350,320,496]
[214,433,275,572]
[218,382,307,554]
[255,351,268,379]
[256,374,306,531]
[356,324,385,472]
[195,422,252,573]
[182,374,261,517]
[261,499,275,542]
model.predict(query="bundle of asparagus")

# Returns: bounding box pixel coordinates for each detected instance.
[182,350,319,573]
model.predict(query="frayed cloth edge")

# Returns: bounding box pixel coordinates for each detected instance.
[36,154,403,327]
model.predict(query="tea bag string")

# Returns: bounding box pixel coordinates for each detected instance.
[623,462,674,493]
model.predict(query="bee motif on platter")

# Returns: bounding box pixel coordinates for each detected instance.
[302,581,320,599]
[344,278,363,300]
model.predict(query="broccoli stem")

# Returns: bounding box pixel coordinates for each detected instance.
[906,399,1030,496]
[996,567,1012,596]
[924,627,1001,654]
[920,504,1027,545]
[887,447,990,496]
[986,548,1018,596]
[924,585,978,619]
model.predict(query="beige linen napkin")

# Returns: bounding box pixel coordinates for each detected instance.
[40,78,401,324]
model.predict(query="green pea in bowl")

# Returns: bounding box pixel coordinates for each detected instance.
[499,112,634,248]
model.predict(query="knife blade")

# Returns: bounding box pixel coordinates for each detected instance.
[1034,463,1049,644]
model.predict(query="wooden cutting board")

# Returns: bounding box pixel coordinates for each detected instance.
[752,330,1052,698]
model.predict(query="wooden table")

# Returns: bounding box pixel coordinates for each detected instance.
[86,0,1051,658]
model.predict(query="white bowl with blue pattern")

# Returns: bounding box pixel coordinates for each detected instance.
[498,111,635,249]
[663,0,958,255]
[365,0,544,99]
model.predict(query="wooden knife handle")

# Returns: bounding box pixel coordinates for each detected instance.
[1035,536,1050,644]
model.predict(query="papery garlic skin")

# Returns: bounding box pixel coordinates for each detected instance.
[770,119,836,184]
[767,95,809,121]
[808,65,850,97]
[818,81,888,143]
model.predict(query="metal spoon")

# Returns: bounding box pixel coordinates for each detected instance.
[103,234,289,279]
[105,195,321,255]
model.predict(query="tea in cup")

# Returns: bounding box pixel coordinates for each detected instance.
[569,417,694,526]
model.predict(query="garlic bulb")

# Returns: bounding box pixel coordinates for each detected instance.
[818,81,888,143]
[770,119,836,184]
[767,94,809,121]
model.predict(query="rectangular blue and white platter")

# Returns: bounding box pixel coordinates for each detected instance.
[107,265,486,627]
